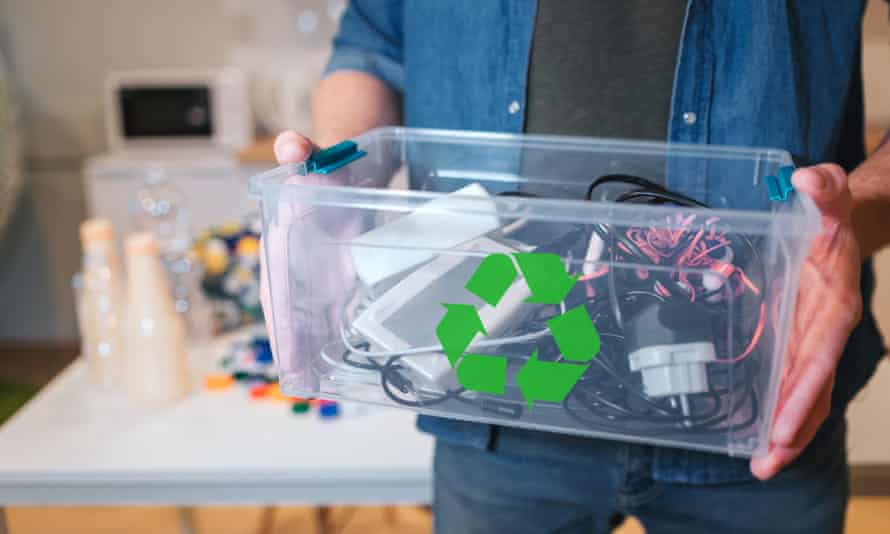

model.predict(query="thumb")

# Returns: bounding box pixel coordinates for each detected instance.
[274,131,318,164]
[792,164,853,225]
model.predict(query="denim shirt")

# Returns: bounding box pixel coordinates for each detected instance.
[325,0,887,483]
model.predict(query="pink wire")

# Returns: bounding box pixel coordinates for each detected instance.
[718,302,766,363]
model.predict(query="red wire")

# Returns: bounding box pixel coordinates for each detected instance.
[719,301,766,363]
[615,216,764,363]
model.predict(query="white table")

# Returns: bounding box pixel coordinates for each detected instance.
[0,333,434,533]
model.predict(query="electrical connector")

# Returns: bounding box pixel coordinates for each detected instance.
[624,300,716,398]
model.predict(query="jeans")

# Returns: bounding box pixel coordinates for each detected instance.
[433,423,848,534]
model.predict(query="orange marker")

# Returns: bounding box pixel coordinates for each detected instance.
[204,374,235,391]
[249,384,271,399]
[267,384,297,402]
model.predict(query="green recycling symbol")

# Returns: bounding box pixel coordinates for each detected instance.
[435,253,600,408]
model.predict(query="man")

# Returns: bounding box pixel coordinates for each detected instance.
[266,2,889,532]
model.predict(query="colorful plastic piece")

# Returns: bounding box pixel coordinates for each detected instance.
[267,383,296,402]
[306,140,367,175]
[251,337,275,364]
[232,370,252,381]
[249,384,271,399]
[319,402,340,419]
[765,165,795,201]
[204,374,235,391]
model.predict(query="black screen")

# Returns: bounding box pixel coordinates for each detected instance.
[119,86,214,138]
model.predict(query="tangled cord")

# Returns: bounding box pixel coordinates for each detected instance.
[336,175,766,436]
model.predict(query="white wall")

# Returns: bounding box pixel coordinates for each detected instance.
[0,0,339,341]
[0,0,234,340]
[1,0,234,161]
[846,0,890,465]
[864,0,890,126]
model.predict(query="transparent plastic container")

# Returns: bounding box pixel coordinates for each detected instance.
[249,128,820,457]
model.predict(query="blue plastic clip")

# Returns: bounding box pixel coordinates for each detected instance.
[765,165,795,202]
[319,402,340,419]
[306,140,367,175]
[250,337,275,365]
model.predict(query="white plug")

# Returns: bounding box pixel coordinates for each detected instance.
[628,342,716,398]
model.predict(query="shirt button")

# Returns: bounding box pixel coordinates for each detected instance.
[682,111,697,125]
[508,100,521,115]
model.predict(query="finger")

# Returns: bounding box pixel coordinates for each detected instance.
[751,444,799,481]
[750,445,796,481]
[772,298,851,445]
[274,130,317,164]
[751,391,828,480]
[792,164,853,224]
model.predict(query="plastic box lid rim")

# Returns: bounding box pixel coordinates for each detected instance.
[248,127,821,237]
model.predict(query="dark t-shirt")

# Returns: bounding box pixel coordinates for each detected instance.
[525,0,686,141]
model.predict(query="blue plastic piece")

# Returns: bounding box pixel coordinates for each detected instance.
[254,344,274,365]
[319,403,340,419]
[765,165,795,201]
[250,337,275,365]
[306,140,367,175]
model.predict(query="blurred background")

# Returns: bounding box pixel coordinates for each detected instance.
[0,1,887,533]
[0,0,340,344]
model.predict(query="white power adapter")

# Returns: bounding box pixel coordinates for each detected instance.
[350,237,532,391]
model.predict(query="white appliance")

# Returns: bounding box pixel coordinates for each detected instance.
[104,68,253,153]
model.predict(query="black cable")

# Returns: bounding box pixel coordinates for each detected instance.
[360,352,526,419]
[585,174,670,201]
[496,191,542,198]
[337,174,766,440]
[378,357,460,408]
[615,189,708,208]
[574,174,764,432]
[341,343,383,371]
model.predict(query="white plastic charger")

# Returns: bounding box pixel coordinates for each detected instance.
[350,183,501,288]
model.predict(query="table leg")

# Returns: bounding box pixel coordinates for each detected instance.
[315,506,331,534]
[177,506,197,534]
[0,506,9,534]
[256,506,275,534]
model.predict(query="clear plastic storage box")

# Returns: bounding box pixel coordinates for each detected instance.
[250,128,820,457]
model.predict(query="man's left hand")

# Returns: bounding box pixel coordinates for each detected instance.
[750,164,862,480]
